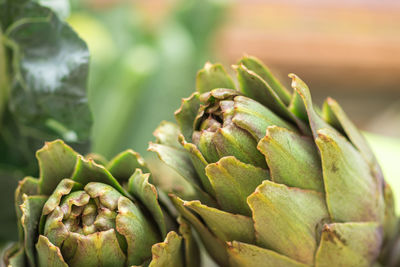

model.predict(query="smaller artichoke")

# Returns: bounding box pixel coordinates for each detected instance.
[3,140,198,267]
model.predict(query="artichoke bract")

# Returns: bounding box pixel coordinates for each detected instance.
[4,140,198,267]
[149,56,398,267]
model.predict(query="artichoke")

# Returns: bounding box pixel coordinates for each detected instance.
[3,140,198,267]
[149,56,398,266]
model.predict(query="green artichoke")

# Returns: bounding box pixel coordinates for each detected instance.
[150,56,398,267]
[3,140,198,267]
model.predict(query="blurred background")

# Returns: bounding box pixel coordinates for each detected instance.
[67,0,399,205]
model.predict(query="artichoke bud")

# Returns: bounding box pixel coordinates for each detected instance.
[152,56,397,267]
[5,140,197,267]
[192,89,267,167]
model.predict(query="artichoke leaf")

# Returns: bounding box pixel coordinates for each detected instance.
[116,197,160,266]
[177,216,200,267]
[289,74,336,141]
[170,195,230,267]
[148,142,216,207]
[107,149,149,183]
[316,128,384,223]
[382,183,397,240]
[212,124,267,168]
[232,95,298,140]
[4,244,26,267]
[61,230,126,267]
[148,142,199,186]
[205,156,268,216]
[179,135,215,199]
[152,121,182,149]
[70,155,129,198]
[248,180,329,265]
[15,177,39,236]
[37,140,78,195]
[127,169,167,237]
[20,194,48,267]
[237,65,309,134]
[196,62,236,94]
[195,129,220,164]
[288,90,308,122]
[227,241,309,267]
[185,200,255,244]
[236,64,290,121]
[41,179,81,216]
[175,92,201,142]
[322,98,380,174]
[36,235,68,267]
[315,222,383,267]
[148,231,184,267]
[238,55,291,105]
[257,126,324,192]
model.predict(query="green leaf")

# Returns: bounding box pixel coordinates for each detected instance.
[127,169,166,237]
[257,126,324,192]
[2,1,92,142]
[236,64,290,120]
[41,179,80,217]
[116,197,160,266]
[206,156,268,216]
[170,195,230,267]
[237,66,310,134]
[382,183,397,240]
[288,90,308,122]
[289,74,334,140]
[36,235,67,267]
[149,231,184,267]
[20,194,48,267]
[175,92,201,142]
[212,124,267,168]
[148,142,216,207]
[37,140,78,195]
[152,121,182,149]
[196,62,235,93]
[148,142,199,187]
[322,97,378,169]
[35,0,70,20]
[180,136,215,197]
[232,95,297,140]
[238,55,291,105]
[315,222,383,267]
[248,180,329,265]
[177,216,200,267]
[227,241,308,267]
[61,230,126,267]
[185,200,255,244]
[107,149,149,183]
[15,177,39,235]
[316,128,384,223]
[70,155,128,198]
[194,129,220,164]
[3,244,26,267]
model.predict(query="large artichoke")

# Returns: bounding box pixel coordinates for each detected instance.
[149,56,398,266]
[3,140,198,267]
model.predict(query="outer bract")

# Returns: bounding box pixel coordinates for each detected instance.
[3,140,199,267]
[149,56,398,267]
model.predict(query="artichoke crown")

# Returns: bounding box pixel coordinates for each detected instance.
[150,56,397,267]
[5,140,198,267]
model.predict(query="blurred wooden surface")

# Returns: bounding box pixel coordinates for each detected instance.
[216,0,400,90]
[213,0,400,128]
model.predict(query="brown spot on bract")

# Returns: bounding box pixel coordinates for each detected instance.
[331,163,338,173]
